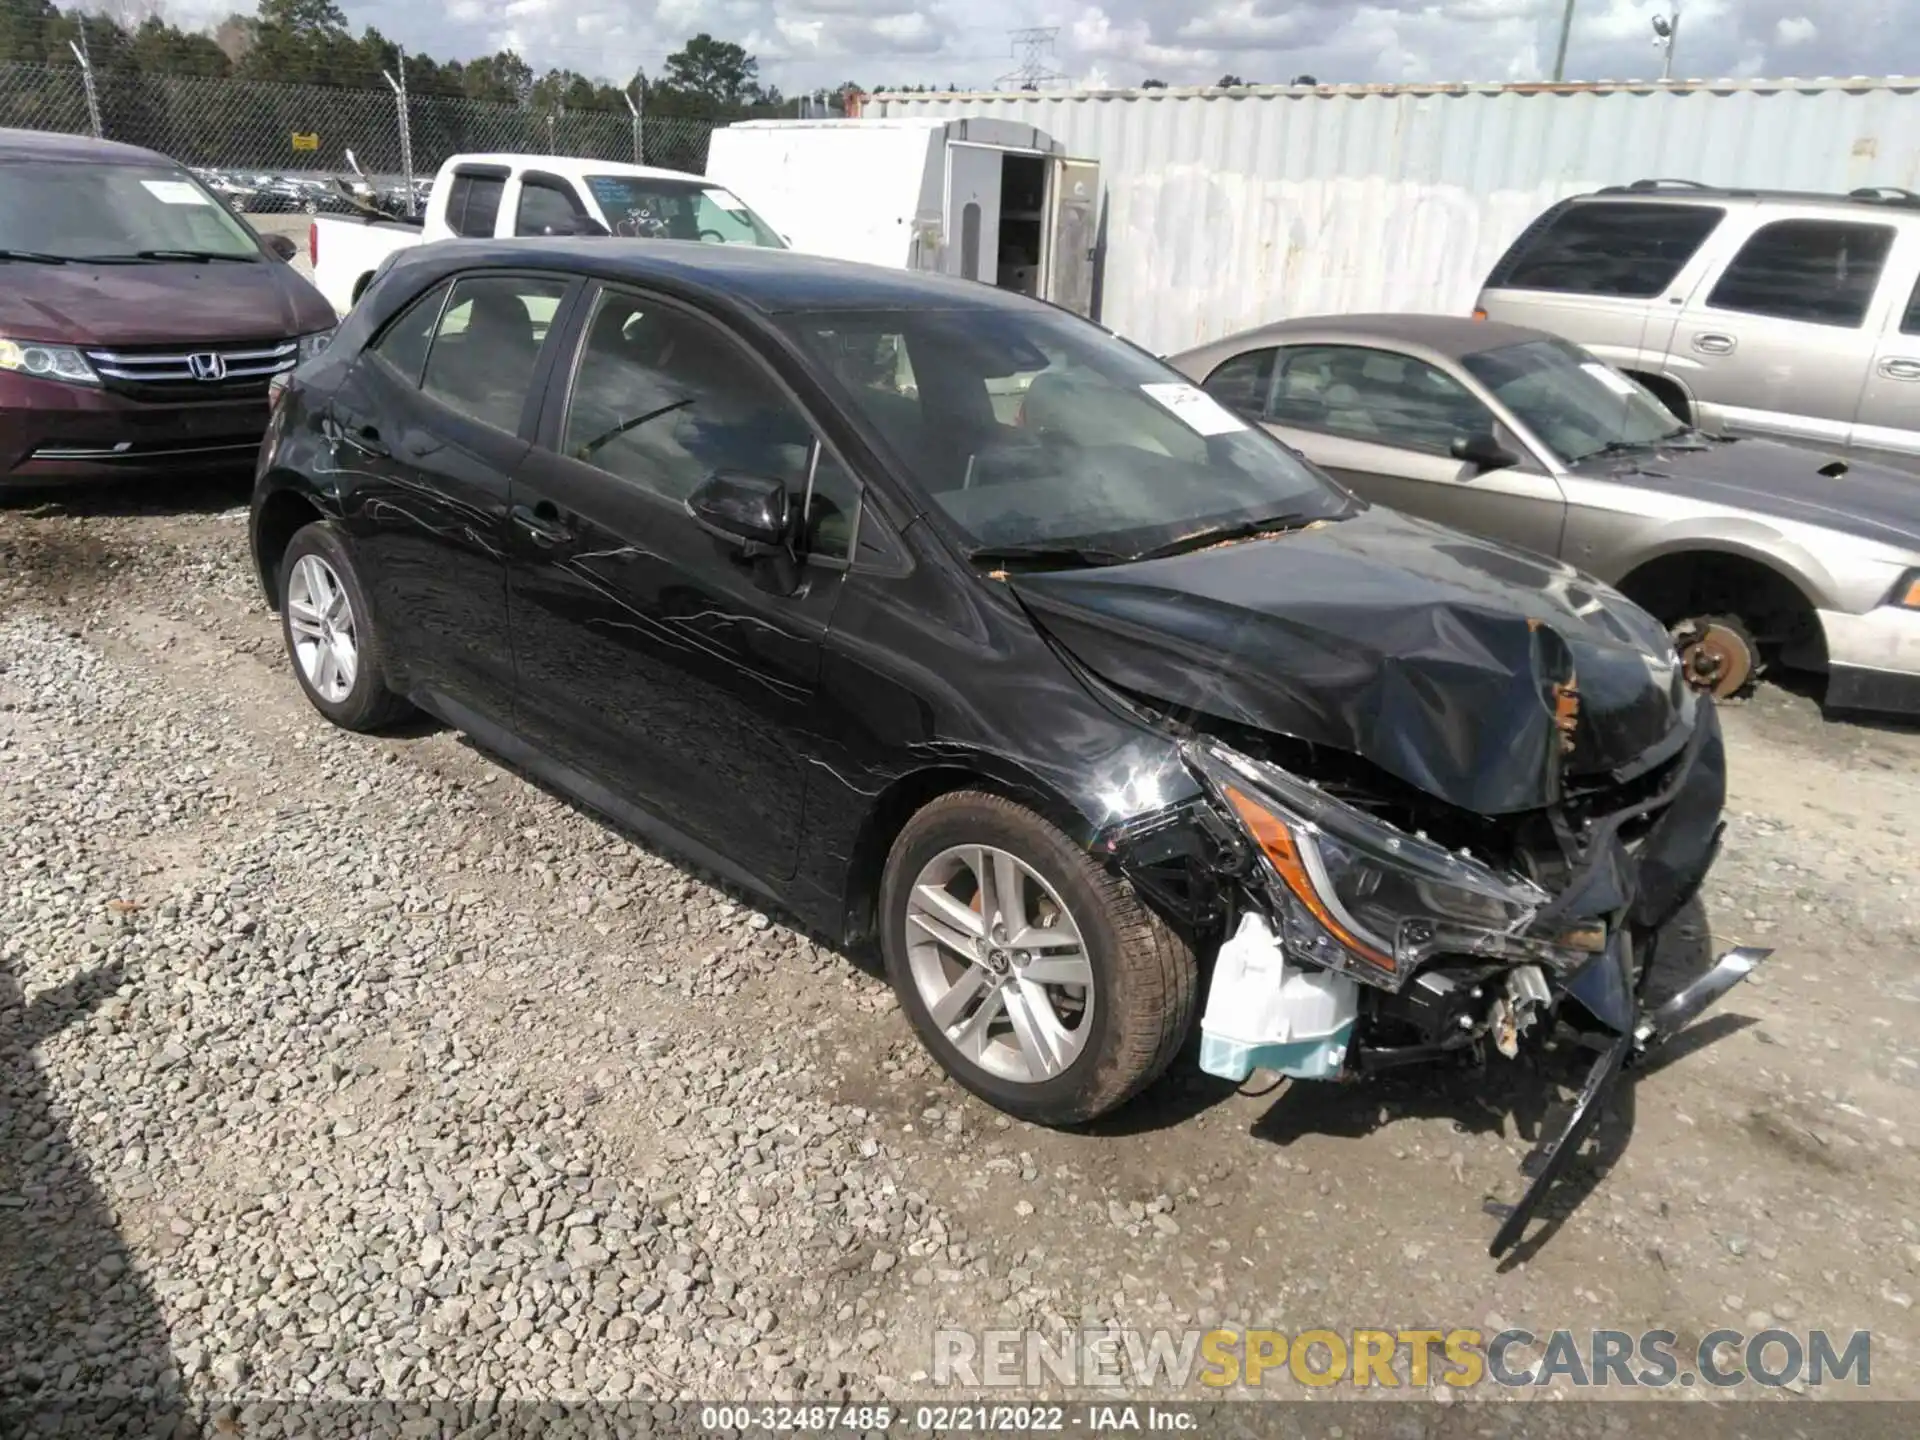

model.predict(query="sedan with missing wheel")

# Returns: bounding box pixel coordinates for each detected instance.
[1171,315,1920,717]
[251,241,1756,1255]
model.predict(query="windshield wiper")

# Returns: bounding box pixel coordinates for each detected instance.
[1588,432,1705,460]
[91,249,256,263]
[1131,511,1321,562]
[0,248,71,264]
[966,541,1133,569]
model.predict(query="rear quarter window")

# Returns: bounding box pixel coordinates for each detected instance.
[1486,200,1725,299]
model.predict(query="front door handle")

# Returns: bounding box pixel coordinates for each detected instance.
[1880,357,1920,381]
[511,502,573,547]
[1692,332,1736,355]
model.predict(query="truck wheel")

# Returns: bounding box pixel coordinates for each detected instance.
[880,791,1198,1126]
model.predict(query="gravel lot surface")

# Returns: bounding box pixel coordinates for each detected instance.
[2,479,1918,1426]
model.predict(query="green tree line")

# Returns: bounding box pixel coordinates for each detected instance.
[0,0,870,120]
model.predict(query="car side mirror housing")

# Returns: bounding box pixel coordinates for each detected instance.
[1450,431,1520,473]
[687,472,791,552]
[265,233,299,262]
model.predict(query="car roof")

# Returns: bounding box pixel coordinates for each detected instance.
[1181,312,1550,361]
[399,236,1065,316]
[443,154,716,187]
[0,126,173,167]
[1576,180,1920,215]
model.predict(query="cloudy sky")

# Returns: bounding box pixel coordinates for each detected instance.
[194,1,1914,93]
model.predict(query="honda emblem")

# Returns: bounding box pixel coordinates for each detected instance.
[186,352,227,382]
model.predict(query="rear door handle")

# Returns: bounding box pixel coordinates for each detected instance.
[1879,357,1920,381]
[1692,333,1736,355]
[511,502,573,547]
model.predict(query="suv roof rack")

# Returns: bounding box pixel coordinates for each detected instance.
[1593,178,1920,210]
[1846,185,1920,207]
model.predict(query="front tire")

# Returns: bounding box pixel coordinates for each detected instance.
[880,791,1198,1126]
[278,521,411,732]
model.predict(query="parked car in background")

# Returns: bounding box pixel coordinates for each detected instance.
[308,153,786,314]
[250,242,1759,1255]
[0,128,335,486]
[190,165,255,213]
[1171,313,1920,716]
[1476,180,1920,472]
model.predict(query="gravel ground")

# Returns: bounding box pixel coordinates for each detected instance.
[2,479,1918,1425]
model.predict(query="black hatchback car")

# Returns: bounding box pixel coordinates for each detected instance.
[252,241,1755,1247]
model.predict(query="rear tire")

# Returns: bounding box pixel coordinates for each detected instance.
[278,521,412,732]
[880,791,1198,1126]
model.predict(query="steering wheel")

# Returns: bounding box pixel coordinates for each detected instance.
[697,229,728,244]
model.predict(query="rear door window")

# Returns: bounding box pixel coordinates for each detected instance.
[444,172,505,237]
[1488,201,1725,298]
[369,280,450,387]
[1900,273,1920,336]
[515,178,583,237]
[1706,219,1895,327]
[419,275,572,433]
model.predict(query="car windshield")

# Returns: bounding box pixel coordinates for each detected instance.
[0,160,260,259]
[583,175,784,247]
[781,307,1351,560]
[1462,338,1688,464]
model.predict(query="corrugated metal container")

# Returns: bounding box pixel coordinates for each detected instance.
[871,79,1920,356]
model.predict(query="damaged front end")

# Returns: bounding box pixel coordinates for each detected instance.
[1112,700,1766,1259]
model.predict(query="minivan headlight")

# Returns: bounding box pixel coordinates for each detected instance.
[1187,740,1557,985]
[296,329,333,363]
[0,337,99,386]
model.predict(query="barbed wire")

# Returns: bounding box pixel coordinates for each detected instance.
[0,61,718,186]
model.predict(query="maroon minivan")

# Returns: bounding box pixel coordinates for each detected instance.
[0,128,336,485]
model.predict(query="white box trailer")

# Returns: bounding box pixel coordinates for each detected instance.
[704,117,1101,316]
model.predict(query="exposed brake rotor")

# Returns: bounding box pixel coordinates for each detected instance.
[1671,615,1759,700]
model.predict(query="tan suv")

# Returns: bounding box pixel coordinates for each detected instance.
[1475,180,1920,471]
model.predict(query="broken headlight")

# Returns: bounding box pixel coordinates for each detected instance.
[1188,741,1554,988]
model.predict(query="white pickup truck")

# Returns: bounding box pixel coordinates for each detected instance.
[308,152,789,314]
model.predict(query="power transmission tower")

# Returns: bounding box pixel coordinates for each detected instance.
[998,27,1064,91]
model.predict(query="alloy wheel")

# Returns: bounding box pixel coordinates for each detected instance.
[286,554,359,704]
[904,844,1095,1084]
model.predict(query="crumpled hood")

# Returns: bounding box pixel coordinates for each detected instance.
[1012,507,1694,816]
[0,260,331,345]
[1584,436,1920,551]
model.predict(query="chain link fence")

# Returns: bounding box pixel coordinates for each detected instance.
[0,61,718,186]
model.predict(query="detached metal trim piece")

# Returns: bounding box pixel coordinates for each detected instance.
[1632,946,1773,1053]
[1487,1032,1630,1259]
[1487,944,1773,1259]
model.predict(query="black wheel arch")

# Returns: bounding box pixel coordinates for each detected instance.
[837,758,1103,957]
[250,477,331,609]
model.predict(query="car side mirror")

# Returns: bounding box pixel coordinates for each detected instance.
[265,233,298,262]
[1450,431,1520,473]
[687,472,791,552]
